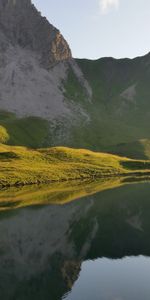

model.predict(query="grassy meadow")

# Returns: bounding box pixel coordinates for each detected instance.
[1,143,150,188]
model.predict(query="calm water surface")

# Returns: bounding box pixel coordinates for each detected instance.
[0,181,150,299]
[64,256,150,300]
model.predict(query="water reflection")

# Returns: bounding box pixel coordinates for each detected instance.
[0,175,149,211]
[64,256,150,300]
[0,181,150,299]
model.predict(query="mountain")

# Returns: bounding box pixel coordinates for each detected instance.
[0,0,91,147]
[0,0,72,66]
[0,0,150,159]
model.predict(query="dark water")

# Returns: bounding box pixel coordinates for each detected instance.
[0,182,150,299]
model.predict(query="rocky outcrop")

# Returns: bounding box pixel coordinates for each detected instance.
[0,0,72,67]
[0,46,71,119]
[0,0,92,146]
[0,0,92,120]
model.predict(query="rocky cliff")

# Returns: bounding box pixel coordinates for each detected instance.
[0,0,72,67]
[0,0,91,142]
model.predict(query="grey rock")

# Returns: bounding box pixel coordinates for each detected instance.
[0,0,72,67]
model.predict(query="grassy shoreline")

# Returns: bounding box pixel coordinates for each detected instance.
[1,172,150,189]
[1,144,150,188]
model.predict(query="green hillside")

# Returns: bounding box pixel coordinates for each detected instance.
[0,111,50,148]
[107,139,150,160]
[1,54,150,160]
[70,55,150,153]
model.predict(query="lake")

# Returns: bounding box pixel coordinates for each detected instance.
[0,180,150,299]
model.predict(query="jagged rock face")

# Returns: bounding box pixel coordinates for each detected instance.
[0,0,72,67]
[0,0,91,123]
[0,0,92,147]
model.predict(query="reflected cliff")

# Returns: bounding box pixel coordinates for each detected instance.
[0,181,150,299]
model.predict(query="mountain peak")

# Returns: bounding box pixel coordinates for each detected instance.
[0,0,32,10]
[0,0,72,67]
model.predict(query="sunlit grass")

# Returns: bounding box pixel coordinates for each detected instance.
[1,144,150,188]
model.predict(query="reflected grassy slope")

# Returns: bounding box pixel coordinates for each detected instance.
[0,175,150,211]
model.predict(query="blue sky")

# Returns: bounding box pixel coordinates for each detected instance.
[32,0,150,59]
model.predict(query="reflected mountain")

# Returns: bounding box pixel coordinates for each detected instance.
[0,182,150,299]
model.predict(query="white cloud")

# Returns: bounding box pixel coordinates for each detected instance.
[99,0,120,14]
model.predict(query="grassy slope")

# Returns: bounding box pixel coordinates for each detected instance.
[2,107,150,160]
[0,111,50,148]
[70,56,150,155]
[107,139,150,160]
[1,144,150,187]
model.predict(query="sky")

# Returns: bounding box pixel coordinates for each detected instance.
[32,0,150,60]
